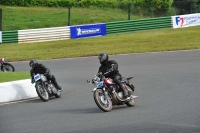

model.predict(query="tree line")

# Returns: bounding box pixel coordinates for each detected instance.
[0,0,199,16]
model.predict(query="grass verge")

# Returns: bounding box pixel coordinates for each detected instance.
[0,72,30,83]
[1,26,200,62]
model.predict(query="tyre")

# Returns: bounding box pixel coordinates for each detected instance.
[54,89,61,98]
[93,88,112,112]
[51,84,61,98]
[55,92,61,98]
[35,84,49,102]
[125,85,136,107]
[1,63,15,72]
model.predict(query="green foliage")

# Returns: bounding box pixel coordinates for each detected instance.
[0,0,174,16]
[0,5,145,30]
[173,0,200,14]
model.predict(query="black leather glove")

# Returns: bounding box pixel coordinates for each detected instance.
[96,72,102,77]
[92,79,95,83]
[43,73,47,76]
[103,71,110,77]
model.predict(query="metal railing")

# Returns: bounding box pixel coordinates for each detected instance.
[106,16,172,35]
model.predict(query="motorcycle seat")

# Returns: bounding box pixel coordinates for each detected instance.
[121,77,133,83]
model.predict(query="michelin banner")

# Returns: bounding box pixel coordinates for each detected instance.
[172,13,200,28]
[70,23,106,39]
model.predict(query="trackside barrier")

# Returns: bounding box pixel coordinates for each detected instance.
[0,79,37,103]
[18,26,70,43]
[2,30,18,44]
[1,16,172,44]
[70,23,106,39]
[106,16,172,34]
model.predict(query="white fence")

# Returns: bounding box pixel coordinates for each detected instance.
[18,26,70,43]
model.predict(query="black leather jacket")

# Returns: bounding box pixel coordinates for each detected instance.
[98,60,120,78]
[30,64,50,80]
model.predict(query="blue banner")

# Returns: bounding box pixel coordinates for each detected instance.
[70,23,106,39]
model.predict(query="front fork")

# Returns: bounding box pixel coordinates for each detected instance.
[36,82,50,94]
[93,87,111,99]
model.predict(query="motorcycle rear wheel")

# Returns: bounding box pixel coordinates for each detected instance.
[36,84,49,102]
[1,63,15,72]
[125,85,136,107]
[93,88,112,112]
[53,85,61,98]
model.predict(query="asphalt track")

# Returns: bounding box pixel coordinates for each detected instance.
[1,50,200,133]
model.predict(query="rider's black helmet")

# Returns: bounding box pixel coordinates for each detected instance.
[98,53,109,65]
[29,60,38,69]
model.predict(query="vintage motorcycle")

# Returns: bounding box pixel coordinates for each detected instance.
[88,73,138,112]
[33,73,61,102]
[0,58,15,72]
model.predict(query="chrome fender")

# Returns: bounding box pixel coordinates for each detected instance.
[92,87,106,93]
[92,87,97,92]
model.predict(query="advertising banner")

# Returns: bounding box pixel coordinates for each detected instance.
[0,31,2,43]
[172,13,200,28]
[70,23,106,39]
[0,9,2,43]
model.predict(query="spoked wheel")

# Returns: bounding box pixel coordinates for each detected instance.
[1,63,15,72]
[54,90,61,98]
[93,88,112,112]
[125,85,136,107]
[35,84,49,102]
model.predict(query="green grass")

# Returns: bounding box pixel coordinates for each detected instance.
[0,72,30,83]
[1,26,200,62]
[0,5,146,31]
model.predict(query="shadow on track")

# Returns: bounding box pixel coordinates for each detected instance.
[54,107,104,114]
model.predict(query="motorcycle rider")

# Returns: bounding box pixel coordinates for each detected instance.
[97,53,130,98]
[29,59,63,92]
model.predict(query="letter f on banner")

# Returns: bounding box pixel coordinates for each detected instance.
[176,17,184,26]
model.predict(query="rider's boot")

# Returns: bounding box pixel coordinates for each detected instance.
[55,84,63,92]
[123,90,128,98]
[114,77,130,98]
[118,83,129,98]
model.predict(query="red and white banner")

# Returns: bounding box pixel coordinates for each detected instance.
[172,13,200,28]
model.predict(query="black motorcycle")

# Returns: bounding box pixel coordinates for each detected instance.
[0,58,15,72]
[33,73,61,102]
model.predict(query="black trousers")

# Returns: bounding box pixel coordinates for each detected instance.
[112,74,126,93]
[46,73,59,87]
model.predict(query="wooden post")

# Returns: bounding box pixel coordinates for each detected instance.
[128,3,131,20]
[190,0,193,13]
[68,6,71,26]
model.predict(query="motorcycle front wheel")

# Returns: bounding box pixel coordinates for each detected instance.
[35,83,49,102]
[93,88,112,112]
[1,63,15,72]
